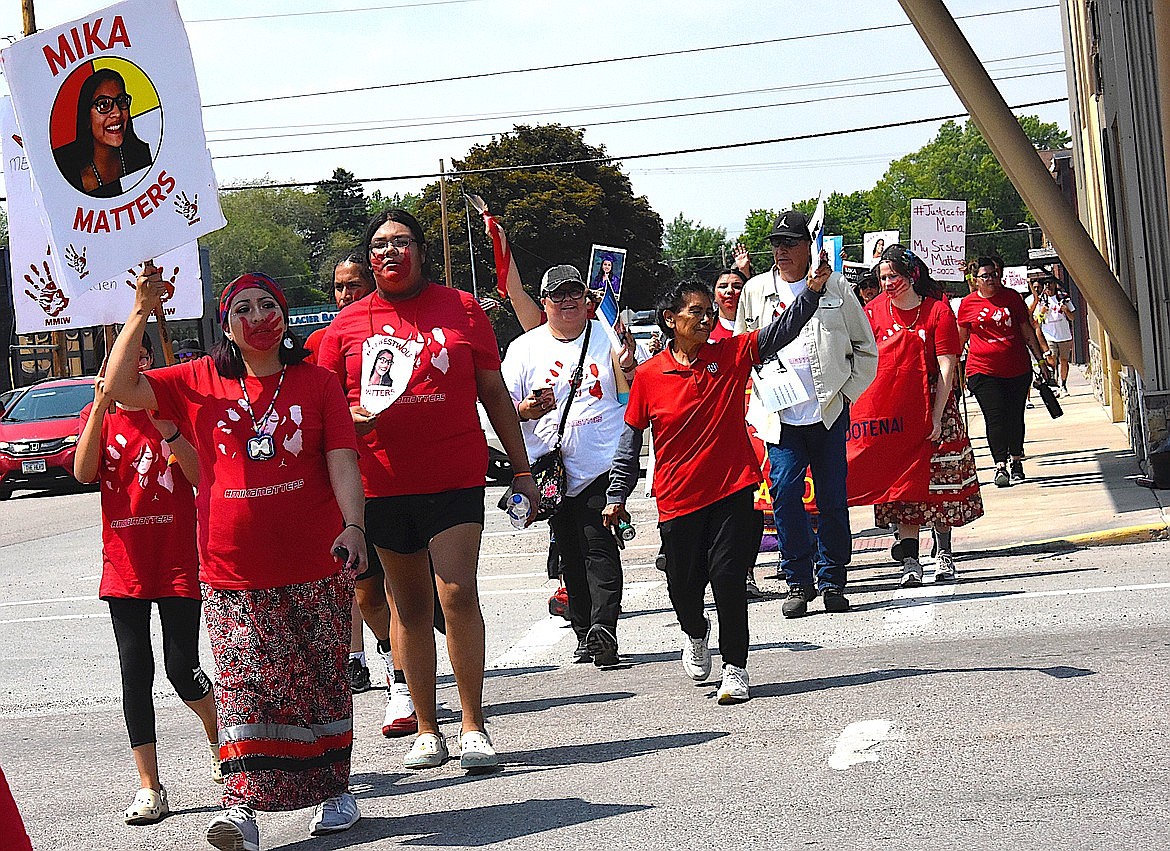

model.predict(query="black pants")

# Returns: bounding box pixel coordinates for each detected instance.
[967,372,1032,463]
[548,475,624,638]
[107,596,212,748]
[659,487,757,670]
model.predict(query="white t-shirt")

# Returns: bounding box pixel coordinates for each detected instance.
[1038,294,1074,343]
[501,320,627,497]
[763,271,822,426]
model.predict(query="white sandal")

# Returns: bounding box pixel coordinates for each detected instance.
[403,732,448,769]
[124,786,168,825]
[210,742,224,784]
[459,730,499,773]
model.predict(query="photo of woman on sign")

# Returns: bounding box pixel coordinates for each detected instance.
[368,348,395,388]
[52,67,153,198]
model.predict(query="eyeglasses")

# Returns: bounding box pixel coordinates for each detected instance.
[546,287,586,304]
[92,93,131,114]
[973,272,1002,280]
[769,236,806,249]
[369,236,416,254]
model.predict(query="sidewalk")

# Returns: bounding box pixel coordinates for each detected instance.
[843,367,1169,566]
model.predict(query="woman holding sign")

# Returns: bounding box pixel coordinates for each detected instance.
[104,269,368,849]
[603,271,826,706]
[318,209,538,774]
[864,246,983,587]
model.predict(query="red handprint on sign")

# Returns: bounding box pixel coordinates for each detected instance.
[124,263,178,303]
[23,262,70,317]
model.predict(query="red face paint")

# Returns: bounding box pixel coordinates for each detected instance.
[372,249,415,292]
[878,263,910,298]
[240,312,283,351]
[715,277,743,316]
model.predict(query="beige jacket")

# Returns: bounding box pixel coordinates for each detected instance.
[734,268,877,444]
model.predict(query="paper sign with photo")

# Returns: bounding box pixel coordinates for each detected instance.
[863,230,899,268]
[0,0,225,294]
[360,335,422,414]
[753,358,812,413]
[587,244,628,351]
[4,96,202,333]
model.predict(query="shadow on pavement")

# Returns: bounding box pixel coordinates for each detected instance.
[751,663,1096,699]
[484,691,635,718]
[845,565,1100,599]
[274,798,652,849]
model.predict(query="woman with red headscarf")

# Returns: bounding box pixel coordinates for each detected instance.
[104,267,368,851]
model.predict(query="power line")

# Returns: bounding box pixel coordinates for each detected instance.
[209,70,1066,160]
[203,4,1060,108]
[204,52,1064,139]
[187,0,486,23]
[217,97,1069,191]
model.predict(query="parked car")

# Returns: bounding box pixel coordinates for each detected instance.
[0,388,21,417]
[0,376,95,499]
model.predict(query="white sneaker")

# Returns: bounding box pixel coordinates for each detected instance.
[935,551,957,581]
[308,791,359,836]
[717,664,750,704]
[206,804,258,851]
[681,615,712,681]
[900,557,924,588]
[382,682,418,737]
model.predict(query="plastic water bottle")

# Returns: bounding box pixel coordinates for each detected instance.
[506,492,532,529]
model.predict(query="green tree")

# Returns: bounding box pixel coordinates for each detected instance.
[868,116,1070,265]
[414,124,671,345]
[200,182,328,306]
[315,168,367,239]
[367,189,421,218]
[662,213,730,279]
[0,208,7,248]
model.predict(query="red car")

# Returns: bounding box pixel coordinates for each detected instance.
[0,376,96,500]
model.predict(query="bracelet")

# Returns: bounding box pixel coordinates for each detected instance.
[344,523,365,535]
[512,471,532,479]
[162,429,181,443]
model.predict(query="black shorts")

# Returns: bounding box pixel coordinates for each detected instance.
[366,487,486,555]
[355,539,384,582]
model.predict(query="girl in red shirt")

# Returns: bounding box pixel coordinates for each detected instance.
[74,334,219,826]
[865,246,984,586]
[104,271,369,850]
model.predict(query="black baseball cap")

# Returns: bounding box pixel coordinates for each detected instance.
[768,210,813,241]
[540,265,585,295]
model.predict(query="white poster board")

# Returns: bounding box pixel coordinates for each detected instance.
[1002,265,1030,294]
[0,0,224,294]
[3,97,203,334]
[863,230,899,268]
[909,199,967,282]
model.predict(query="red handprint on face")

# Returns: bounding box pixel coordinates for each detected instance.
[23,262,70,317]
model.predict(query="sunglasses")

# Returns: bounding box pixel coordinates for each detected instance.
[92,93,132,114]
[546,287,586,304]
[769,236,806,249]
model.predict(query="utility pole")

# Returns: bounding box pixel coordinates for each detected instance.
[438,159,453,287]
[463,195,478,299]
[21,0,67,377]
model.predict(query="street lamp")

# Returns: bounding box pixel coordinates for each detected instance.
[1017,221,1037,249]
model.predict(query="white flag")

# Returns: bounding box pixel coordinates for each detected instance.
[808,192,826,273]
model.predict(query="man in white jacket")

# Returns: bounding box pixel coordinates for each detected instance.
[735,210,877,617]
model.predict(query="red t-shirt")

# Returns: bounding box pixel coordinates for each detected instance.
[317,283,502,497]
[707,320,734,343]
[865,294,961,377]
[303,327,327,364]
[625,332,762,522]
[957,287,1033,378]
[78,404,199,600]
[146,357,357,590]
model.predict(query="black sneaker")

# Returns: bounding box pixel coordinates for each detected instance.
[572,635,593,664]
[347,657,371,694]
[822,588,851,613]
[994,466,1011,488]
[1010,459,1025,482]
[586,623,620,667]
[781,586,816,619]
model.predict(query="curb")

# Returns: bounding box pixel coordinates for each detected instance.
[958,522,1170,561]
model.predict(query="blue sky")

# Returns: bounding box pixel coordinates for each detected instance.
[0,0,1070,239]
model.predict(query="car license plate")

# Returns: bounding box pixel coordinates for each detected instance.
[21,459,47,474]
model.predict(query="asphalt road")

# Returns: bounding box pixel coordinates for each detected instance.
[1,484,1168,850]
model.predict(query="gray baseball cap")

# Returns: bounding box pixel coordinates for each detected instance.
[540,265,585,295]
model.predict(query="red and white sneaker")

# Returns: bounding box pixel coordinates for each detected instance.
[382,683,418,737]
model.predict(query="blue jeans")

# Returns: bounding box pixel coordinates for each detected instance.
[766,411,852,592]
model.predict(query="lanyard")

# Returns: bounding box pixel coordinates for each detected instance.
[238,366,287,461]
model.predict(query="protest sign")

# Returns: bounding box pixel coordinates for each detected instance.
[1002,265,1030,294]
[3,97,202,334]
[823,235,843,273]
[909,199,967,282]
[587,244,627,351]
[0,0,224,294]
[863,230,899,267]
[808,194,826,273]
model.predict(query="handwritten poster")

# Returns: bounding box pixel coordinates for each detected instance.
[909,199,967,282]
[0,0,224,294]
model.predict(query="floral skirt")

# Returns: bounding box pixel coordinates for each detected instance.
[875,390,984,529]
[203,570,353,811]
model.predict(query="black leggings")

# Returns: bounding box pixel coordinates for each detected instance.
[659,487,758,670]
[967,372,1032,464]
[107,596,212,748]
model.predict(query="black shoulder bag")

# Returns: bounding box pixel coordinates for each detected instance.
[500,322,592,521]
